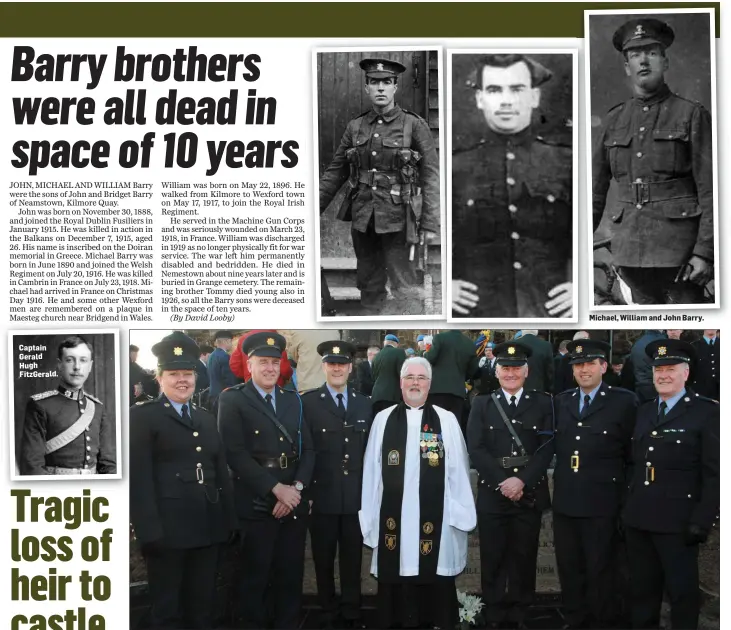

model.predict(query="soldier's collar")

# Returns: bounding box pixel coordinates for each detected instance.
[632,82,671,107]
[366,105,402,123]
[481,125,534,148]
[57,385,84,401]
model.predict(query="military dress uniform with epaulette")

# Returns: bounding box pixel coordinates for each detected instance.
[452,128,573,318]
[319,60,440,314]
[218,373,315,629]
[467,385,554,627]
[303,382,373,626]
[20,385,115,475]
[553,381,638,628]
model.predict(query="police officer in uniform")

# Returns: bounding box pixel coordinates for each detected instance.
[319,58,440,316]
[691,329,719,400]
[467,342,554,629]
[130,331,236,629]
[302,341,373,628]
[452,54,573,318]
[593,19,714,305]
[623,339,719,630]
[218,332,315,629]
[20,335,116,476]
[552,340,638,629]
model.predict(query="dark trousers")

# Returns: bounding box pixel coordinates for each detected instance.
[351,224,420,314]
[373,400,400,416]
[145,545,220,629]
[619,266,706,305]
[478,509,542,624]
[309,513,363,622]
[625,526,700,630]
[427,393,466,434]
[553,513,617,627]
[235,516,308,629]
[376,576,458,629]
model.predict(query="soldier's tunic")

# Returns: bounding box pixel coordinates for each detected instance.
[452,128,573,318]
[20,386,115,475]
[303,384,373,624]
[218,381,315,629]
[130,396,235,629]
[691,337,719,400]
[592,84,713,304]
[466,389,554,626]
[552,383,637,628]
[623,391,719,630]
[319,105,440,311]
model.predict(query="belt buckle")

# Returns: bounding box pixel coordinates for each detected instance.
[196,466,205,484]
[279,454,288,469]
[501,456,510,468]
[645,466,655,483]
[570,455,580,470]
[633,181,650,205]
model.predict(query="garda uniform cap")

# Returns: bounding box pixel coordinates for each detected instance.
[645,338,696,367]
[317,340,356,365]
[613,18,675,52]
[493,341,532,367]
[359,58,406,80]
[213,330,233,341]
[567,339,611,365]
[243,331,286,359]
[152,331,200,371]
[476,54,553,88]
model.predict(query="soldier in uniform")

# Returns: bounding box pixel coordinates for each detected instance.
[218,332,315,629]
[623,339,719,630]
[552,340,638,629]
[302,341,373,628]
[371,334,406,415]
[130,331,236,629]
[452,54,573,318]
[691,329,719,400]
[319,57,440,316]
[20,335,116,476]
[593,19,714,305]
[467,342,554,629]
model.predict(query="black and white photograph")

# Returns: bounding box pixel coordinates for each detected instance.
[587,9,718,309]
[448,50,578,323]
[314,48,445,321]
[8,330,120,480]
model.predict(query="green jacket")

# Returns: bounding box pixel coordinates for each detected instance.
[424,330,479,397]
[371,345,406,404]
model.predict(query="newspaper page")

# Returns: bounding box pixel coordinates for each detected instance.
[0,4,724,630]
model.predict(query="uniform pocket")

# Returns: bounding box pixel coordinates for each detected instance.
[660,200,701,220]
[652,128,690,176]
[604,127,632,178]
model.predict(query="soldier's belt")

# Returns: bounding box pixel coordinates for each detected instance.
[253,455,299,469]
[496,455,531,468]
[618,177,696,205]
[358,169,404,190]
[44,466,98,475]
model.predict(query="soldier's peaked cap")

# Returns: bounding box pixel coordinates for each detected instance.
[645,338,696,367]
[476,54,553,87]
[317,340,355,364]
[567,339,611,365]
[152,331,200,371]
[243,332,286,359]
[493,341,532,367]
[360,58,406,79]
[613,18,675,52]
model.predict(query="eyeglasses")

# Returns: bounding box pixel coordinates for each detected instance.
[403,375,430,383]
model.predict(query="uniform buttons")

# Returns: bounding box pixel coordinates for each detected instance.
[576,436,580,440]
[688,494,692,498]
[513,261,522,270]
[643,106,649,112]
[677,440,681,444]
[506,152,515,160]
[644,481,650,486]
[480,479,485,484]
[345,438,349,442]
[513,468,519,473]
[344,471,349,475]
[510,232,520,240]
[345,454,350,459]
[280,437,284,441]
[506,177,516,186]
[652,431,657,436]
[639,126,645,132]
[378,119,383,124]
[371,151,377,156]
[635,178,643,184]
[546,194,556,203]
[603,431,607,435]
[574,469,579,473]
[197,463,202,467]
[255,430,259,435]
[511,420,516,424]
[371,168,377,172]
[467,199,475,207]
[322,429,326,432]
[372,186,377,191]
[374,133,379,138]
[198,480,204,485]
[86,436,91,441]
[193,432,199,437]
[636,204,643,210]
[578,422,583,427]
[86,455,90,461]
[646,462,652,467]
[636,152,643,158]
[508,204,518,213]
[86,446,91,451]
[196,447,202,452]
[649,447,654,451]
[574,451,579,455]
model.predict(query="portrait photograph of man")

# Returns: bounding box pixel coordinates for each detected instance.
[587,10,718,308]
[448,50,577,322]
[9,330,119,479]
[315,48,444,320]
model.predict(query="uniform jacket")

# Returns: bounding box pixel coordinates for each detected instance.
[129,395,235,548]
[467,390,554,514]
[355,359,374,396]
[319,105,440,235]
[691,338,719,400]
[229,329,294,386]
[20,386,116,475]
[593,84,714,267]
[520,333,555,393]
[424,330,480,397]
[218,381,315,521]
[303,385,373,514]
[630,331,666,394]
[371,345,406,404]
[195,360,210,394]
[623,391,719,534]
[553,383,637,517]
[474,356,499,395]
[452,128,572,318]
[207,348,240,400]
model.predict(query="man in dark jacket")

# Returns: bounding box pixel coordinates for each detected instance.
[691,329,719,400]
[371,334,406,414]
[630,330,666,402]
[218,332,315,629]
[207,330,240,411]
[130,332,236,629]
[302,340,373,628]
[519,330,555,393]
[355,345,379,396]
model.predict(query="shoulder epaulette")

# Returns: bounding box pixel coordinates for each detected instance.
[693,393,719,405]
[355,110,370,119]
[300,388,319,397]
[453,140,486,156]
[133,398,156,407]
[528,389,553,397]
[556,388,577,397]
[402,108,426,121]
[535,134,571,149]
[672,93,705,109]
[604,385,634,396]
[607,101,626,114]
[85,392,103,405]
[277,387,296,394]
[31,390,58,402]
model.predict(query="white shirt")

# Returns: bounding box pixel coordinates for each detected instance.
[359,404,477,577]
[501,387,524,405]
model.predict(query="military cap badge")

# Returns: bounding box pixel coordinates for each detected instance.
[266,338,275,346]
[658,346,667,356]
[173,347,183,356]
[575,345,583,354]
[508,346,516,355]
[376,62,384,71]
[333,346,340,354]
